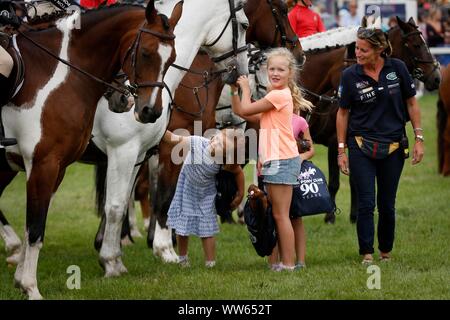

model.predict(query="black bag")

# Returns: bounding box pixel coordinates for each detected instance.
[215,169,238,218]
[244,198,277,257]
[290,160,335,218]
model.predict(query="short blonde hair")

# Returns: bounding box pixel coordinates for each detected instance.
[266,47,314,114]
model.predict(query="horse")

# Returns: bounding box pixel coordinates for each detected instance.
[437,64,450,176]
[0,2,181,299]
[142,0,303,261]
[79,0,250,273]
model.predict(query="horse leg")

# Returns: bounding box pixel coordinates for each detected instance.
[144,154,159,231]
[437,96,446,174]
[127,192,143,240]
[148,155,178,263]
[15,161,63,300]
[324,145,338,224]
[442,113,450,176]
[0,171,22,264]
[99,148,138,277]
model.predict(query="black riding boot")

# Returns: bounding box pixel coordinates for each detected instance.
[0,74,17,147]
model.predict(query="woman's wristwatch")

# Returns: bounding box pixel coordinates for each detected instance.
[415,135,424,142]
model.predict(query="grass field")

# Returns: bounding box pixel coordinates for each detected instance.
[0,94,449,300]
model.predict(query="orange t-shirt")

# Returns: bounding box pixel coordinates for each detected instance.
[259,88,299,163]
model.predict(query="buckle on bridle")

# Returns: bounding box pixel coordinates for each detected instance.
[127,83,138,98]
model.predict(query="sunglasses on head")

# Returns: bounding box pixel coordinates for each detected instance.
[357,27,377,39]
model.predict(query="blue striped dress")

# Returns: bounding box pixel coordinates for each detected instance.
[167,136,221,237]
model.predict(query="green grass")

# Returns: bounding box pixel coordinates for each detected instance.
[0,94,449,300]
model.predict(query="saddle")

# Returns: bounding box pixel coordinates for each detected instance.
[0,32,24,106]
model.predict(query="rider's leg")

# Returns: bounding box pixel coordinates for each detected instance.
[0,46,17,146]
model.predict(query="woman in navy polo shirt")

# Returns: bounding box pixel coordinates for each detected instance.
[336,21,425,264]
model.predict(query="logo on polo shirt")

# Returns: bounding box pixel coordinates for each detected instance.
[356,81,369,89]
[386,72,398,81]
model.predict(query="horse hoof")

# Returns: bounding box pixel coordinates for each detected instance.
[131,229,143,238]
[121,236,134,246]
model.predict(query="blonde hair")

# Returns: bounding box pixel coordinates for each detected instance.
[266,47,314,114]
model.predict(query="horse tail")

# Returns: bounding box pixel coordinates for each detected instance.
[94,162,107,217]
[437,94,447,174]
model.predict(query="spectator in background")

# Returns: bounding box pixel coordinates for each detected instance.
[388,16,398,29]
[426,6,445,47]
[288,0,326,38]
[339,1,360,27]
[80,0,116,9]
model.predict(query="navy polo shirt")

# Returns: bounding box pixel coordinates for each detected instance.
[338,57,416,143]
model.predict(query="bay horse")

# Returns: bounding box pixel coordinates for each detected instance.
[0,2,181,299]
[300,17,441,223]
[437,64,450,176]
[143,0,303,261]
[80,0,250,271]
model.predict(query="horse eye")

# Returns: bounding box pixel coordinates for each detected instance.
[241,23,249,30]
[141,50,151,58]
[414,44,421,49]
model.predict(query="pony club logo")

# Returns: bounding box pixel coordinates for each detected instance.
[299,167,316,180]
[386,72,398,81]
[0,10,10,18]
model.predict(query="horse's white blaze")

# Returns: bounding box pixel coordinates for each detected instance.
[147,43,173,108]
[3,13,79,178]
[153,221,178,263]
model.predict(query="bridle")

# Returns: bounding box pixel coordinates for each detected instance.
[393,25,440,83]
[265,0,299,50]
[203,0,248,63]
[16,15,176,98]
[121,22,176,98]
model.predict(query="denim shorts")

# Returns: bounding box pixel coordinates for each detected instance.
[262,156,302,185]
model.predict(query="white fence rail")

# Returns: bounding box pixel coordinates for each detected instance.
[430,47,450,55]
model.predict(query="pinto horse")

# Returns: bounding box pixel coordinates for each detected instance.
[437,64,450,176]
[299,17,441,223]
[143,0,302,260]
[0,2,181,299]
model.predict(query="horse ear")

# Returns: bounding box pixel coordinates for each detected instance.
[146,0,157,23]
[168,0,183,28]
[408,17,417,26]
[360,16,368,28]
[396,16,407,29]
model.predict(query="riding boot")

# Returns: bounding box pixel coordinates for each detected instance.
[0,74,17,147]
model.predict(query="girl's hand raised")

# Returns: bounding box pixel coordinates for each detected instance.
[236,75,250,93]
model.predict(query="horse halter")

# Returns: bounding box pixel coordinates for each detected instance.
[204,0,249,64]
[122,23,176,98]
[266,0,299,50]
[398,26,440,83]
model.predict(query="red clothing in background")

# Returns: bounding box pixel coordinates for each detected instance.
[288,5,326,38]
[80,0,117,9]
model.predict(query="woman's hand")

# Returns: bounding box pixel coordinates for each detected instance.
[412,140,424,165]
[230,193,244,211]
[338,152,349,175]
[236,75,250,93]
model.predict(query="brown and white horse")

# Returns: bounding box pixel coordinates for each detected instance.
[0,2,181,299]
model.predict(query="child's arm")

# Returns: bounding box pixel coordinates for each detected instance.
[222,164,245,210]
[161,130,190,149]
[299,127,315,161]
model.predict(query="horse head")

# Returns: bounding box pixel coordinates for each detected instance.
[201,0,249,85]
[390,16,441,91]
[244,0,305,66]
[121,0,182,122]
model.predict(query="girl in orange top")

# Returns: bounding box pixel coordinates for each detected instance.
[230,47,313,270]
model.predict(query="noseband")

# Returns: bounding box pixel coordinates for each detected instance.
[205,0,249,63]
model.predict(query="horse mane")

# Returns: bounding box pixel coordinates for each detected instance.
[301,26,358,52]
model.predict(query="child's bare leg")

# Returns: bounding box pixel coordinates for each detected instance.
[201,236,216,266]
[291,218,306,266]
[177,235,189,256]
